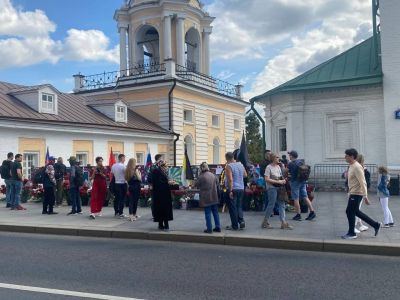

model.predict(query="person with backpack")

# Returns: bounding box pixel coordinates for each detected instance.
[287,150,316,221]
[354,154,370,232]
[54,157,66,207]
[1,152,14,208]
[67,156,83,215]
[42,156,58,215]
[10,154,26,210]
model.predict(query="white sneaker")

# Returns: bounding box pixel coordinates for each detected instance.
[359,225,369,232]
[354,228,360,234]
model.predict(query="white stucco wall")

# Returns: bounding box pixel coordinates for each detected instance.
[380,0,400,168]
[264,85,386,167]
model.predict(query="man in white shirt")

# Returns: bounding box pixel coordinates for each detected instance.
[111,154,127,218]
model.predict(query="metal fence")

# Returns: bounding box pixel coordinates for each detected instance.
[312,164,378,191]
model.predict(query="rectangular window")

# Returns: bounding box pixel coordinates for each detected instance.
[23,152,39,179]
[212,115,220,127]
[76,152,89,166]
[113,151,120,162]
[136,152,144,165]
[278,128,287,152]
[183,109,193,123]
[234,118,240,130]
[41,93,54,113]
[116,105,126,122]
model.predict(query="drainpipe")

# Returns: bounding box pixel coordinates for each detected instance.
[173,133,180,166]
[168,79,178,165]
[249,98,266,151]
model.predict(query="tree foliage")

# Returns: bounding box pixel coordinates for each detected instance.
[245,112,264,164]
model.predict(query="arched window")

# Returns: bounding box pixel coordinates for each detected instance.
[184,135,194,164]
[213,137,220,164]
[135,25,160,74]
[234,139,240,150]
[185,28,201,72]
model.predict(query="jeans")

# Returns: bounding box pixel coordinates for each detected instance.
[43,186,55,213]
[69,186,81,213]
[226,189,244,229]
[4,179,13,205]
[264,187,286,222]
[10,180,22,209]
[204,204,221,231]
[114,184,127,215]
[346,195,379,235]
[264,189,280,214]
[380,197,394,225]
[128,184,140,215]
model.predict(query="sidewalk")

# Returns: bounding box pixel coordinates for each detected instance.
[1,192,400,256]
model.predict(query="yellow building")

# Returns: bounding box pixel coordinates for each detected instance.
[73,0,247,165]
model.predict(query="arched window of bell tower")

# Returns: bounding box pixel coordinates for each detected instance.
[135,25,160,71]
[185,27,201,72]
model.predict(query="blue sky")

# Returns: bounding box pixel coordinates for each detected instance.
[0,0,372,98]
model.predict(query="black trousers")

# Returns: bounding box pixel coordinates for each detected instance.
[43,186,55,213]
[128,184,140,215]
[114,184,127,215]
[346,194,379,235]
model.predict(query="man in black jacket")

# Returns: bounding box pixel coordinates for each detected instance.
[1,152,14,208]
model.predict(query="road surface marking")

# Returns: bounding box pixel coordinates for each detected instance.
[0,283,145,300]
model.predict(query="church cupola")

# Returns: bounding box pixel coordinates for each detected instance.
[114,0,214,76]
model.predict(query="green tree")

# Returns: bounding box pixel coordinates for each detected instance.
[245,112,264,164]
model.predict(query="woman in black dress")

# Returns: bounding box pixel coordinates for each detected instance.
[151,160,173,230]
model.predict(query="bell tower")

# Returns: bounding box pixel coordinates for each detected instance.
[114,0,214,76]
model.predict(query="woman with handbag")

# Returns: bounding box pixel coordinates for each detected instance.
[125,158,142,222]
[89,157,107,219]
[261,153,293,230]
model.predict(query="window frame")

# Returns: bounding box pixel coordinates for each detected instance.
[278,128,287,152]
[136,152,145,165]
[183,109,194,123]
[23,152,39,179]
[212,137,220,164]
[115,105,127,122]
[40,93,56,114]
[234,118,241,131]
[76,152,89,166]
[211,115,220,128]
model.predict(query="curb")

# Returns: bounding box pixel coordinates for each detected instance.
[0,223,399,256]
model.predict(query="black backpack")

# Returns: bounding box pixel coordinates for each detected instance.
[33,167,46,184]
[74,167,84,187]
[296,160,311,182]
[0,161,11,179]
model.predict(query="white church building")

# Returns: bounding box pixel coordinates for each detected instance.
[252,0,400,171]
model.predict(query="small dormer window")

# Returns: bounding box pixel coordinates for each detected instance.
[115,105,127,122]
[41,93,55,114]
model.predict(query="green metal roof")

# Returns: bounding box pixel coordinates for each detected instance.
[253,36,382,102]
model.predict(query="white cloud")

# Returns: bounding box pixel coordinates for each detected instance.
[0,0,118,69]
[237,0,372,99]
[217,70,235,80]
[63,29,119,64]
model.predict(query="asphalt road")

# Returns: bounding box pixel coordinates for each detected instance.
[0,232,399,300]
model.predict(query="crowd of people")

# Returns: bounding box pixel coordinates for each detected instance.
[0,147,395,238]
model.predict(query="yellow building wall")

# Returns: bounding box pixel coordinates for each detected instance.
[135,143,147,154]
[132,104,160,124]
[207,112,226,163]
[108,141,124,158]
[158,144,168,154]
[72,140,94,165]
[174,88,245,114]
[18,138,46,166]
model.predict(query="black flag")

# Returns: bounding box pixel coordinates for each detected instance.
[238,131,251,168]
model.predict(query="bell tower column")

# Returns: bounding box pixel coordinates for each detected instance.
[163,15,172,60]
[176,16,185,66]
[118,22,129,75]
[202,27,212,75]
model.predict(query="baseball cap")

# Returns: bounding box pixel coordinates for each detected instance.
[287,150,298,158]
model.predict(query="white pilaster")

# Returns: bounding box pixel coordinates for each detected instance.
[163,15,172,60]
[176,17,185,66]
[202,27,212,75]
[118,23,129,76]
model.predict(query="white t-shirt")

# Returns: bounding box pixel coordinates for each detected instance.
[264,164,283,189]
[111,163,126,184]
